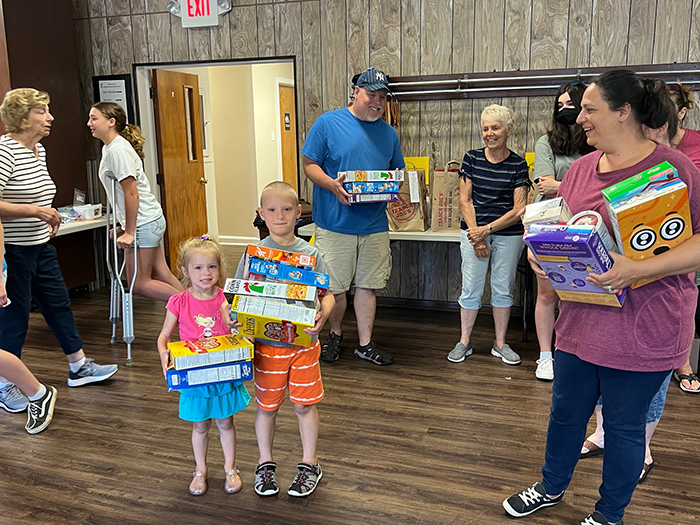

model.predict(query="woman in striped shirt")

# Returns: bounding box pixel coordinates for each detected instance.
[447,104,530,367]
[0,88,118,404]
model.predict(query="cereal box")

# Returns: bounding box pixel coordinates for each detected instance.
[166,360,252,391]
[602,162,692,288]
[348,193,398,204]
[245,244,315,269]
[522,197,573,229]
[343,181,401,194]
[525,224,627,307]
[231,295,316,346]
[246,259,330,290]
[339,169,404,182]
[223,279,316,301]
[167,333,253,371]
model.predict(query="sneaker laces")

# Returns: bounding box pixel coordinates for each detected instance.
[294,466,311,488]
[518,484,545,505]
[4,384,24,401]
[28,401,42,419]
[259,466,274,485]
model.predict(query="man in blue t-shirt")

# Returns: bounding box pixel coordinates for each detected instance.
[301,67,404,366]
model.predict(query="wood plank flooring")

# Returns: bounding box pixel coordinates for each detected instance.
[1,290,699,525]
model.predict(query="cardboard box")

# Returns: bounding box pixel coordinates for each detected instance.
[523,197,573,228]
[231,295,316,346]
[166,360,252,391]
[348,193,398,204]
[245,244,315,269]
[73,203,102,220]
[343,181,400,194]
[339,169,404,182]
[525,224,627,307]
[167,333,253,371]
[223,279,317,301]
[246,259,330,290]
[602,162,692,288]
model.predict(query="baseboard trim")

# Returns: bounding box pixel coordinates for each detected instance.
[219,235,260,246]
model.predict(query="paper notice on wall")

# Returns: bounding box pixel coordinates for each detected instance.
[408,171,420,203]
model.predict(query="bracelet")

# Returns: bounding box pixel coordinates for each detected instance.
[488,224,492,233]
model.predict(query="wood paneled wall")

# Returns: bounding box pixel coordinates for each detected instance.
[74,0,700,202]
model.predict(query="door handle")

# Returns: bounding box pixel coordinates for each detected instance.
[199,177,208,184]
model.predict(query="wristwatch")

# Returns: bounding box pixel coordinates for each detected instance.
[488,224,493,233]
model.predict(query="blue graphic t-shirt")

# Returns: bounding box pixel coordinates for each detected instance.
[301,108,404,235]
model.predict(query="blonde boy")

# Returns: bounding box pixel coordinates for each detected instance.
[234,181,334,497]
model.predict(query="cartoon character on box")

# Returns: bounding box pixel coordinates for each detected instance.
[620,191,691,259]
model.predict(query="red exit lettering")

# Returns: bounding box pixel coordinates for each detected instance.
[187,0,210,17]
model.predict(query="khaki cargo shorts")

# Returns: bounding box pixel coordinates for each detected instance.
[314,227,391,294]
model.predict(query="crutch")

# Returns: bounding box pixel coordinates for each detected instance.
[105,174,138,366]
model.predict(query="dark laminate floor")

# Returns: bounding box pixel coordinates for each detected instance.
[1,290,698,524]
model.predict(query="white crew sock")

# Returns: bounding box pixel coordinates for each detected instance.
[69,357,86,373]
[539,351,553,361]
[28,384,47,401]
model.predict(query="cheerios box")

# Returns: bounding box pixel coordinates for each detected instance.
[524,224,627,307]
[339,169,404,182]
[245,259,330,291]
[602,162,692,288]
[166,360,252,391]
[231,295,316,346]
[167,333,253,371]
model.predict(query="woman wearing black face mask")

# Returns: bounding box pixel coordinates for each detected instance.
[530,82,594,382]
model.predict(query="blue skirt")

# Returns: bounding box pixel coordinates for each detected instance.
[179,381,251,422]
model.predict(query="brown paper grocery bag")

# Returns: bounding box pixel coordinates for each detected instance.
[430,160,462,232]
[387,169,428,231]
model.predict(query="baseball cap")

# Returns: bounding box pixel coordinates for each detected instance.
[356,68,391,93]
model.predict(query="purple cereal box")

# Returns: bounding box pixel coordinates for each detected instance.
[524,224,627,307]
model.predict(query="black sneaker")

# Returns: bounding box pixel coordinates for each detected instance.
[581,511,622,525]
[503,482,564,517]
[254,461,279,496]
[287,462,323,497]
[25,385,57,435]
[354,340,393,365]
[320,332,343,362]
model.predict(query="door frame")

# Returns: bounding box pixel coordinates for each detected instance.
[275,76,296,190]
[132,56,299,246]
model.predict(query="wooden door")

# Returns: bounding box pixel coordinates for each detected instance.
[152,69,208,268]
[278,84,298,192]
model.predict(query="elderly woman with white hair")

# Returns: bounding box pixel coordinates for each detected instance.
[447,104,530,366]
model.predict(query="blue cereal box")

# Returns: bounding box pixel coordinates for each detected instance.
[524,224,627,307]
[343,181,401,194]
[166,360,253,391]
[339,169,404,182]
[246,258,330,290]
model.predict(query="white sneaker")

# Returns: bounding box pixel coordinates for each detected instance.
[535,356,554,381]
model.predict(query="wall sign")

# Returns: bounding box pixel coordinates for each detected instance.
[92,74,135,123]
[284,113,290,130]
[181,0,219,28]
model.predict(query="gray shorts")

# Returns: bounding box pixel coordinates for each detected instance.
[136,215,166,249]
[314,227,391,294]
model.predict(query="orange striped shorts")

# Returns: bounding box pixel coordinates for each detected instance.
[254,340,324,411]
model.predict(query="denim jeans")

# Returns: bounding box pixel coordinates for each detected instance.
[0,242,83,357]
[458,231,524,309]
[541,350,670,523]
[594,370,672,423]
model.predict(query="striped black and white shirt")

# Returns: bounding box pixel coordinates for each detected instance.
[0,135,56,245]
[459,148,530,236]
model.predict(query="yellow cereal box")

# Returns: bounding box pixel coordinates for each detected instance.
[168,334,254,371]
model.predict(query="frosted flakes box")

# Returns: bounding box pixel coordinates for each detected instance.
[339,169,404,182]
[245,244,315,269]
[166,360,252,391]
[525,224,627,307]
[522,197,573,228]
[348,193,398,204]
[246,258,330,290]
[167,334,253,371]
[602,162,692,288]
[231,295,316,346]
[343,181,401,194]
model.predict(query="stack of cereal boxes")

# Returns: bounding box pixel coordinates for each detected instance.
[602,161,692,288]
[166,333,254,391]
[338,169,403,203]
[224,245,329,346]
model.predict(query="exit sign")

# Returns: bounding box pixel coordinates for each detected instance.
[181,0,219,28]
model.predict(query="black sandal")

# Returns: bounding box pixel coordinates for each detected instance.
[320,332,343,362]
[674,372,700,393]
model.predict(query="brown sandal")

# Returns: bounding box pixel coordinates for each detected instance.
[580,439,604,459]
[224,469,242,494]
[189,471,208,496]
